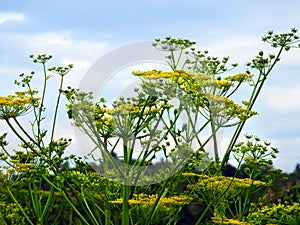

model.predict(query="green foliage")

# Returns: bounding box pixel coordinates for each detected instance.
[247,201,300,225]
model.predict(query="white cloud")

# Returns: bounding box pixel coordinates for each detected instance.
[62,58,90,71]
[204,35,259,53]
[0,32,109,88]
[22,33,108,59]
[0,32,108,63]
[262,86,300,111]
[61,58,92,86]
[0,12,25,24]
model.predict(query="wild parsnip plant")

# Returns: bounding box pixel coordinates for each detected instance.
[0,54,77,224]
[0,28,299,224]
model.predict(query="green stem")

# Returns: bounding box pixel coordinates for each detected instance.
[77,114,124,176]
[105,209,112,225]
[27,180,41,221]
[13,118,40,148]
[220,46,285,169]
[81,187,99,225]
[50,75,64,142]
[37,62,48,143]
[195,201,213,225]
[122,184,130,225]
[170,50,176,70]
[145,180,170,225]
[26,83,44,147]
[210,116,219,164]
[41,186,55,222]
[0,215,8,225]
[175,49,183,69]
[5,119,39,154]
[61,191,91,225]
[6,187,34,225]
[42,175,90,225]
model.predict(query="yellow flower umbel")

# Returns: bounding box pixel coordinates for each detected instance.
[225,73,254,83]
[203,93,258,122]
[109,193,192,225]
[186,174,266,218]
[212,216,250,225]
[109,193,192,206]
[133,69,257,123]
[189,174,266,194]
[0,91,39,119]
[246,202,300,225]
[132,69,210,81]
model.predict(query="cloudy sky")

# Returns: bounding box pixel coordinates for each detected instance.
[1,0,300,172]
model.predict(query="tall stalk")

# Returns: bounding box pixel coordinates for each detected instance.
[50,75,64,142]
[220,46,285,169]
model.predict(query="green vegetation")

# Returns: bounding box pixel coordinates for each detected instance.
[1,28,300,224]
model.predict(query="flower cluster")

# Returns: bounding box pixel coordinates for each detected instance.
[246,201,300,225]
[212,216,250,225]
[48,64,73,76]
[152,37,196,51]
[186,48,239,74]
[201,79,233,89]
[225,73,254,83]
[133,69,257,125]
[0,202,27,224]
[29,54,52,64]
[65,170,111,190]
[0,91,39,119]
[203,93,257,123]
[109,193,192,206]
[262,28,300,50]
[132,69,210,81]
[232,135,279,168]
[187,174,266,195]
[110,101,173,116]
[0,166,9,179]
[4,149,38,173]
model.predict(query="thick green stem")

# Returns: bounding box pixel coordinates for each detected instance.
[122,184,130,225]
[105,209,112,225]
[210,117,219,164]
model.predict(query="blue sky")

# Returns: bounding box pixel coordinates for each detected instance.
[1,0,300,172]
